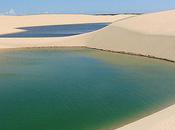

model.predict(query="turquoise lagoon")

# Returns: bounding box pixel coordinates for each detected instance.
[0,48,175,130]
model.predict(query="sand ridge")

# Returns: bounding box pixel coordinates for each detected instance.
[113,9,175,36]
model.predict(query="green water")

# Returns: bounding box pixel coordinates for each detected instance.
[0,48,175,130]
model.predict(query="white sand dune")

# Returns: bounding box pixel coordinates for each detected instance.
[86,10,175,61]
[116,104,175,130]
[0,11,175,130]
[114,10,175,36]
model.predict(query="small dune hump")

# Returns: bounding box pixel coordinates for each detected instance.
[86,10,175,62]
[113,9,175,36]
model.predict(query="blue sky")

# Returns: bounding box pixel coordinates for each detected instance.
[1,0,175,15]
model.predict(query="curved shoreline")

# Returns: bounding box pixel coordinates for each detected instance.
[87,47,175,63]
[2,46,175,64]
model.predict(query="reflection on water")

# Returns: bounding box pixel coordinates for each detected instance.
[0,48,175,130]
[0,23,109,38]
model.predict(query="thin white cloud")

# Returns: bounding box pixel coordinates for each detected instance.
[0,8,17,16]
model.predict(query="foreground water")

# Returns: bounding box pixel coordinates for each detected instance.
[0,23,109,38]
[0,48,175,130]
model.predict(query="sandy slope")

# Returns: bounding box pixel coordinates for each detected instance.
[115,10,175,36]
[87,10,175,61]
[116,104,175,130]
